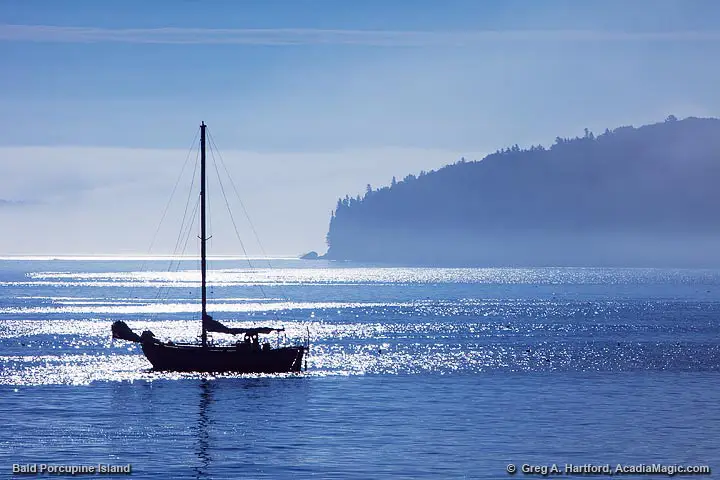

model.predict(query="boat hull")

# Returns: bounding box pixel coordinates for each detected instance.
[141,342,305,373]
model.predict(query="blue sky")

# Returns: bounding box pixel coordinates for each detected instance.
[1,0,719,254]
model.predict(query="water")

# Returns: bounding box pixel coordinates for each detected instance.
[1,258,719,478]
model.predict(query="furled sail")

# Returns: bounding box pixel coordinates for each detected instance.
[111,320,142,343]
[203,315,284,336]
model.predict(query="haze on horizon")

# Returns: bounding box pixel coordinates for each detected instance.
[1,0,720,257]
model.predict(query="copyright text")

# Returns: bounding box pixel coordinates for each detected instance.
[506,463,711,476]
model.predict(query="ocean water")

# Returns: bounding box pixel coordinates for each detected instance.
[1,258,719,478]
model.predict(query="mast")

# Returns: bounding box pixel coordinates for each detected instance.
[200,121,208,347]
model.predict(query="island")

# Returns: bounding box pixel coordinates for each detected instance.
[323,116,720,266]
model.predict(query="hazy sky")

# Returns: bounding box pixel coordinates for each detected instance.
[1,0,720,255]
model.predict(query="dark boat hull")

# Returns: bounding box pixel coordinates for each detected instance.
[141,341,305,373]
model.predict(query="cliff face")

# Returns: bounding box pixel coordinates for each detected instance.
[325,117,720,266]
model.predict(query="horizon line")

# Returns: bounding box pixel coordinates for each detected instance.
[0,254,306,261]
[2,24,720,45]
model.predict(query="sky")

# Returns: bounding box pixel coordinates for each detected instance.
[1,0,720,255]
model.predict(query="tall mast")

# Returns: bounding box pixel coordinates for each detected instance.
[200,121,208,347]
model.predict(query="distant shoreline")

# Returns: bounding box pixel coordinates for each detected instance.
[324,116,720,267]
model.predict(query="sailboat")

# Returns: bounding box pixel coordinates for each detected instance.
[111,122,306,373]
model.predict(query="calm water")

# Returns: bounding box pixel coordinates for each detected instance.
[1,258,719,478]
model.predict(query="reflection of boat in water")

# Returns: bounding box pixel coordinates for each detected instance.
[111,122,306,373]
[195,380,212,479]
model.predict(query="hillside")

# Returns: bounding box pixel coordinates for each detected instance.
[324,116,720,266]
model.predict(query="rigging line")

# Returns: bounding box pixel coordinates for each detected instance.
[206,143,212,296]
[181,196,201,309]
[207,131,271,263]
[159,195,201,323]
[141,128,199,274]
[207,132,272,304]
[150,144,201,310]
[152,146,199,310]
[150,195,201,322]
[206,136,252,266]
[164,146,200,274]
[180,196,201,266]
[176,196,201,277]
[170,146,201,270]
[207,130,291,308]
[206,132,254,270]
[148,145,198,318]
